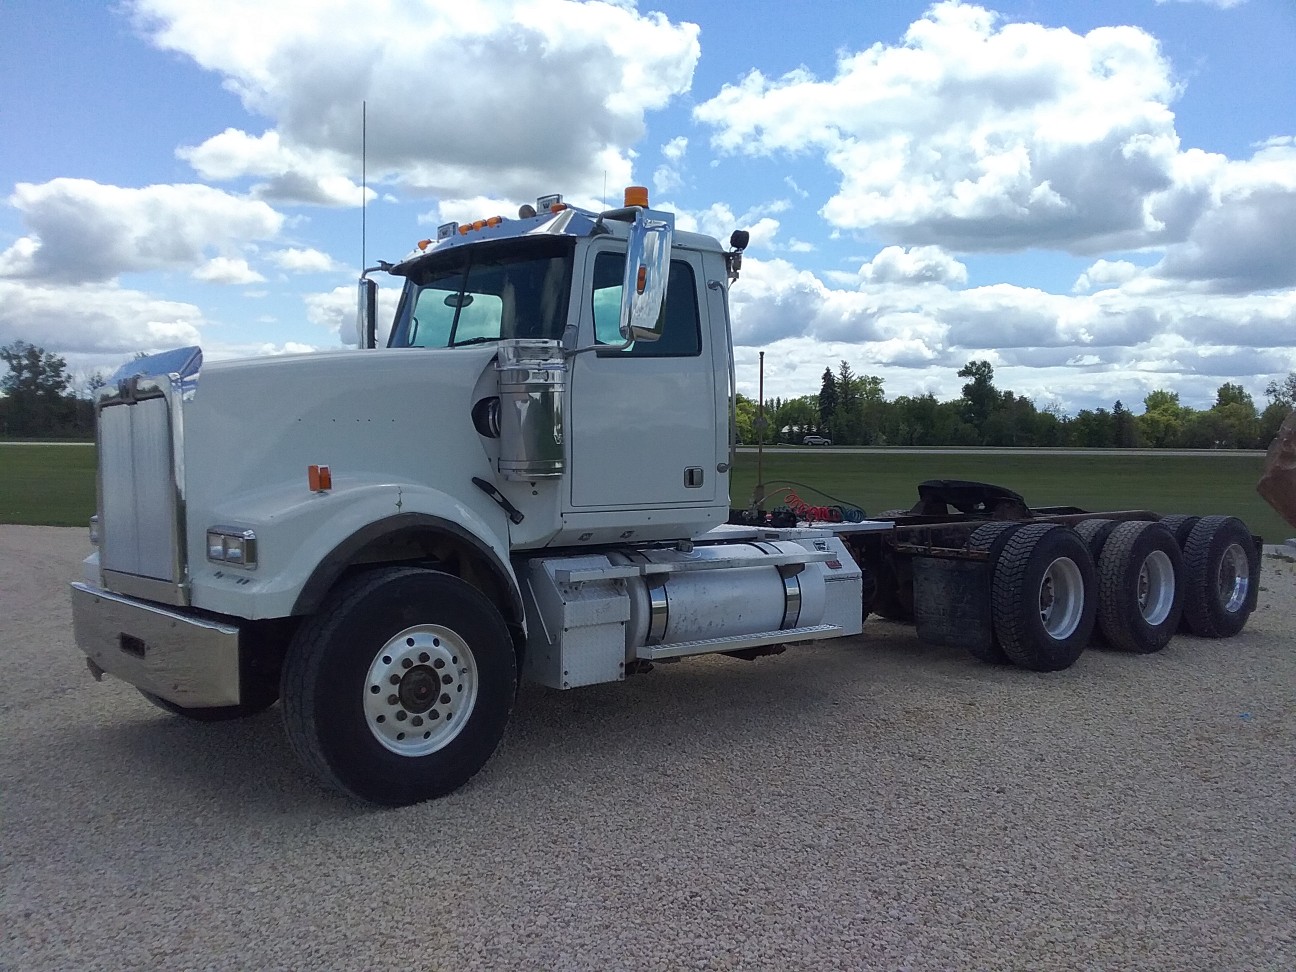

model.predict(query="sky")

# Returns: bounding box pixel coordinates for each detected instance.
[1,0,1293,413]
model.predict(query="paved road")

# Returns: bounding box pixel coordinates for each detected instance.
[3,526,1294,971]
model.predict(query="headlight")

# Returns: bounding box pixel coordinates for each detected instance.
[206,527,258,569]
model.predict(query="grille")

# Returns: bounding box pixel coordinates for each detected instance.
[99,395,179,583]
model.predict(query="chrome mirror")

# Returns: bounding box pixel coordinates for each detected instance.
[356,277,378,349]
[618,209,674,344]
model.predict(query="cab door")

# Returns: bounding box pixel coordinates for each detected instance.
[567,243,719,510]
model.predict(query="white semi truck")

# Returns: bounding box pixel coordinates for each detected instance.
[71,188,1261,805]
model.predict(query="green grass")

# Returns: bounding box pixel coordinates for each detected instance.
[1,442,1289,543]
[0,444,97,527]
[732,450,1291,543]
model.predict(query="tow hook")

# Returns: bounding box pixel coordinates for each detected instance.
[86,657,106,682]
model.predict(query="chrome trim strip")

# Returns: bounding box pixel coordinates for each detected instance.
[645,577,669,646]
[101,569,188,607]
[778,564,803,630]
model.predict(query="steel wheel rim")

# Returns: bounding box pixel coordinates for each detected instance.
[1138,549,1176,626]
[1039,556,1084,639]
[364,624,478,757]
[1217,543,1250,613]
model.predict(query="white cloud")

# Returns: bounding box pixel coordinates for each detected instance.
[653,136,689,195]
[859,246,968,286]
[193,256,265,285]
[695,2,1191,253]
[1073,259,1142,293]
[133,0,701,204]
[1,178,283,283]
[1151,139,1296,292]
[269,247,345,274]
[0,280,203,356]
[670,202,781,250]
[306,283,403,347]
[723,250,1296,410]
[179,129,371,207]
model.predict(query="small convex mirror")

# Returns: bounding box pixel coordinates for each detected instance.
[618,209,674,343]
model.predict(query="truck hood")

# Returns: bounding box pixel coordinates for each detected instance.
[182,347,501,510]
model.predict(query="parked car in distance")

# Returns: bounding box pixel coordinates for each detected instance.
[803,435,833,446]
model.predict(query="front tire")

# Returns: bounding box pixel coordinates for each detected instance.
[281,567,516,805]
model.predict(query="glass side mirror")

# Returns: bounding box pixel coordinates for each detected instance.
[356,277,378,349]
[618,209,674,343]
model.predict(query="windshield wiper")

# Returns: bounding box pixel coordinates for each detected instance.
[450,336,501,348]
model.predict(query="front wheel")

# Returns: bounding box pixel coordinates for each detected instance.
[281,567,516,805]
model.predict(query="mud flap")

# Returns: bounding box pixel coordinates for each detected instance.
[912,557,994,652]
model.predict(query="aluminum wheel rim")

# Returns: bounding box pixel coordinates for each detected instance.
[364,624,478,757]
[1137,549,1176,626]
[1039,556,1084,640]
[1217,543,1250,613]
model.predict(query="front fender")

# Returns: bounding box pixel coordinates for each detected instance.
[187,480,518,621]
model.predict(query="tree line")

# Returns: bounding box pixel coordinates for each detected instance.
[739,359,1296,450]
[0,341,106,438]
[2,339,1294,448]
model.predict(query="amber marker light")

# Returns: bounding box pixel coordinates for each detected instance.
[624,185,649,207]
[636,265,647,295]
[308,464,333,492]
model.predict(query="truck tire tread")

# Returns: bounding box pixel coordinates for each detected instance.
[1096,521,1184,653]
[280,566,516,805]
[1180,515,1259,638]
[991,524,1096,672]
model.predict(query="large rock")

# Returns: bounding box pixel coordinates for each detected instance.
[1257,409,1296,529]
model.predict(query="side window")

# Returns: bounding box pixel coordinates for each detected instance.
[591,254,701,357]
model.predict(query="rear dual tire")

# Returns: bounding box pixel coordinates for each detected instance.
[1181,515,1259,638]
[1094,521,1184,654]
[989,524,1096,672]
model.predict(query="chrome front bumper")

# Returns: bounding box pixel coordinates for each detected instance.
[70,582,242,708]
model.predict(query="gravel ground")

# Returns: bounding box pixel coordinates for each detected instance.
[2,525,1293,972]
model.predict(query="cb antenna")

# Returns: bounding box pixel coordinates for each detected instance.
[361,100,367,272]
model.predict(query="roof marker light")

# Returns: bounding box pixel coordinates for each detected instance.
[486,215,502,227]
[417,239,432,251]
[624,185,649,208]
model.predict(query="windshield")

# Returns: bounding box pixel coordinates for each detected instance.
[388,236,574,348]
